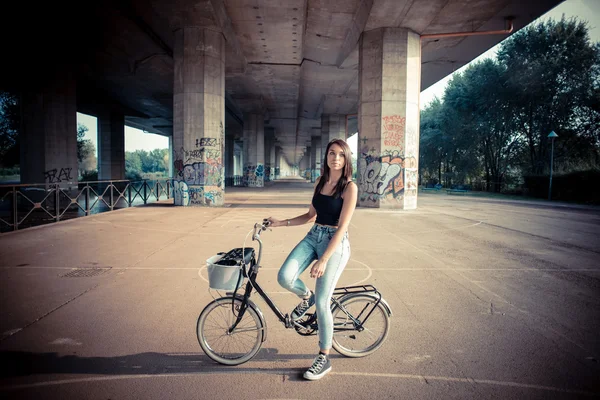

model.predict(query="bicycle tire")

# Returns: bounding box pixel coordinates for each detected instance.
[331,293,390,357]
[197,296,265,365]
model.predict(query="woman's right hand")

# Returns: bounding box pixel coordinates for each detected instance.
[264,217,283,227]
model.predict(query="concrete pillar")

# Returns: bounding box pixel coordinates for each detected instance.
[357,28,420,209]
[98,110,125,181]
[274,146,281,179]
[310,134,322,183]
[242,113,265,187]
[299,152,309,179]
[264,128,274,182]
[225,135,234,181]
[269,138,276,179]
[172,27,225,206]
[168,136,173,178]
[20,70,78,188]
[234,140,243,176]
[304,146,311,180]
[321,114,346,156]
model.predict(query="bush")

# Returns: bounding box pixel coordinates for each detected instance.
[0,166,19,176]
[523,170,600,204]
[79,170,98,182]
[126,170,143,181]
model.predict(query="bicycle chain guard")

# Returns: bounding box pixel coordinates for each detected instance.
[293,313,317,336]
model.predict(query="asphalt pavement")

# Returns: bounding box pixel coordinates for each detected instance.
[1,178,599,399]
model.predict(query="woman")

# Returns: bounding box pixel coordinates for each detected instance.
[266,138,358,381]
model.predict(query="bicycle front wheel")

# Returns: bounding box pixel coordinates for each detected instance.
[332,294,390,357]
[197,297,264,365]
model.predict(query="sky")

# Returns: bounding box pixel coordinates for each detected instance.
[78,0,598,155]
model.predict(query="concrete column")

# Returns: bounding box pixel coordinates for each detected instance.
[299,152,309,179]
[168,136,173,178]
[269,138,276,179]
[242,113,265,187]
[321,114,346,156]
[20,70,78,188]
[274,146,281,179]
[225,135,234,181]
[264,128,274,182]
[305,146,311,180]
[172,27,225,206]
[358,28,420,209]
[310,134,322,183]
[98,110,125,181]
[234,140,243,176]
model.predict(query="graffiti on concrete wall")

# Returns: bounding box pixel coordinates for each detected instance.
[358,150,403,204]
[382,115,405,154]
[243,164,264,187]
[45,167,73,183]
[172,122,225,206]
[173,180,190,206]
[187,186,223,206]
[182,162,222,186]
[264,165,271,182]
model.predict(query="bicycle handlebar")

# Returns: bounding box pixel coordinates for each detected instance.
[249,220,271,267]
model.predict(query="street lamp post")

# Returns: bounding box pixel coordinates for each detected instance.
[548,131,558,200]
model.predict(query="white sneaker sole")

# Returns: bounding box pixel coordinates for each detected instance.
[303,366,332,381]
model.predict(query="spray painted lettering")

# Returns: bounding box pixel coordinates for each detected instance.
[44,167,73,183]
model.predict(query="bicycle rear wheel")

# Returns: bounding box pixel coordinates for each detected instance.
[197,297,264,365]
[332,294,390,357]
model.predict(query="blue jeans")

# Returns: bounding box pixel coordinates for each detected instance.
[277,224,350,349]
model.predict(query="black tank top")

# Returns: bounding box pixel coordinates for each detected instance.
[312,192,344,226]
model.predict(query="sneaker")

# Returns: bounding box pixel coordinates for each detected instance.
[303,353,331,380]
[291,291,315,320]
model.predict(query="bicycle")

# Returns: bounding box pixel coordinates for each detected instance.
[197,220,393,365]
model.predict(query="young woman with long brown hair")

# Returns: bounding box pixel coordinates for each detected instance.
[266,138,358,380]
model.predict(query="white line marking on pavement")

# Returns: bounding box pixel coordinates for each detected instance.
[1,371,596,396]
[345,258,372,286]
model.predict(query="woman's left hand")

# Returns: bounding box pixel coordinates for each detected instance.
[310,258,327,279]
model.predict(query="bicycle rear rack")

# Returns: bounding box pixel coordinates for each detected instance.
[333,284,379,297]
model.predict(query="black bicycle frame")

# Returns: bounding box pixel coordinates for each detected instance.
[227,224,384,333]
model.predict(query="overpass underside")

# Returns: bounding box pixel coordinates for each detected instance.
[1,0,562,209]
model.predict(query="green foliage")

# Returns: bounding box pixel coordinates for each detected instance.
[0,91,20,167]
[79,170,98,182]
[125,169,143,181]
[497,16,600,174]
[523,169,600,203]
[125,149,170,178]
[420,16,600,198]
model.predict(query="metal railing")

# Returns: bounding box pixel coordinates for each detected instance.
[0,179,172,233]
[225,175,244,187]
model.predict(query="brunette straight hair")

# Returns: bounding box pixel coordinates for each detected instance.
[313,138,353,198]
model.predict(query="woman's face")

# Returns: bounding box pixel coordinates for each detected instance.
[327,143,346,172]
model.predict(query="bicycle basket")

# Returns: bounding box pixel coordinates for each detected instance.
[206,248,254,290]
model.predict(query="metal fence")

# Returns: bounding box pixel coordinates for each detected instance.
[0,179,172,233]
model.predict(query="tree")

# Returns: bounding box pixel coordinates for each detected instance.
[0,91,20,167]
[419,98,446,184]
[497,16,600,174]
[446,59,524,191]
[77,123,97,176]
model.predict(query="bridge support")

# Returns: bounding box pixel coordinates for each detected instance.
[172,27,225,206]
[20,70,78,188]
[242,113,265,187]
[98,110,125,181]
[358,28,421,209]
